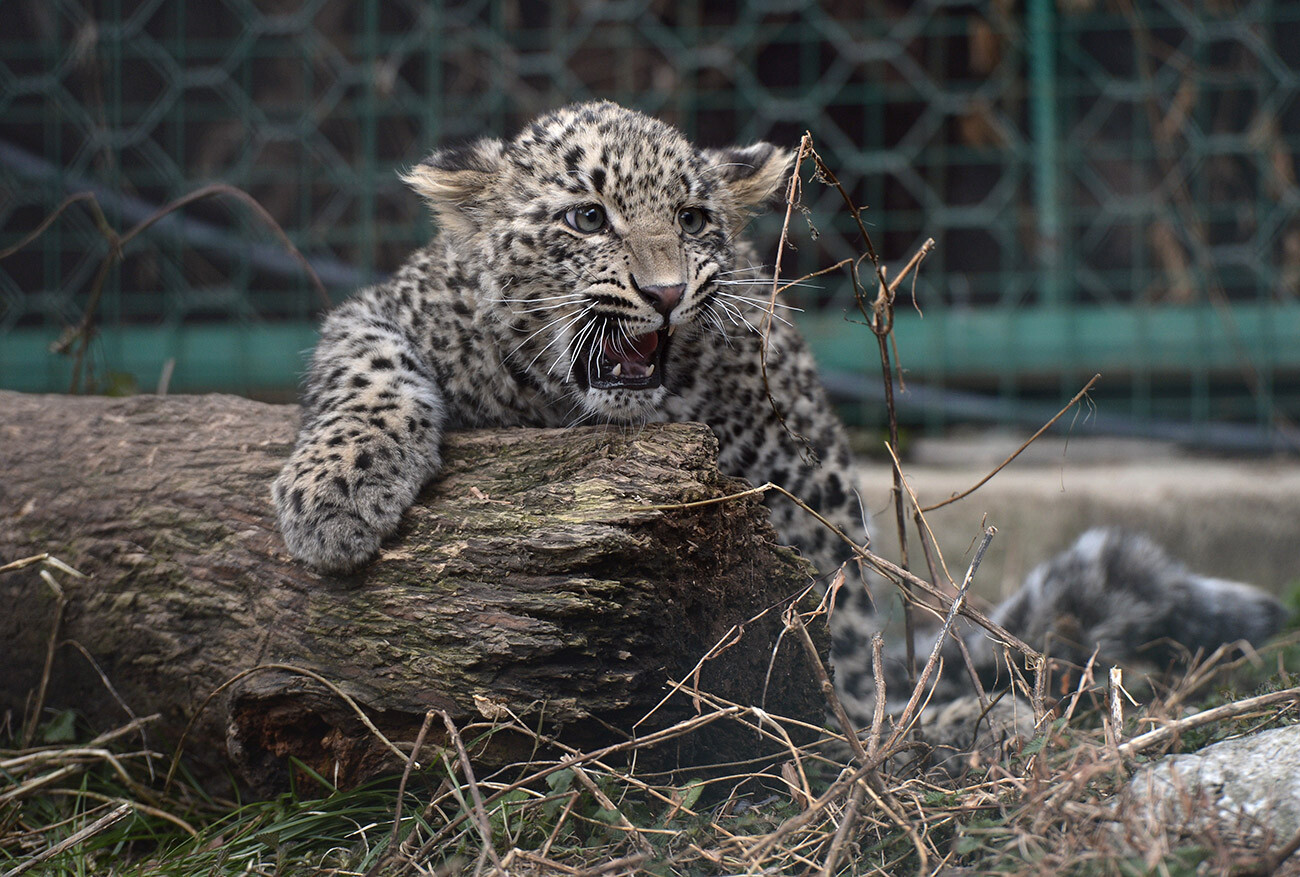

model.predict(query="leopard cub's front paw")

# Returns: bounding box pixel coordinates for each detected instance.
[272,459,387,574]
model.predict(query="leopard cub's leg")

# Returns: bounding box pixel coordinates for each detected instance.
[273,299,445,573]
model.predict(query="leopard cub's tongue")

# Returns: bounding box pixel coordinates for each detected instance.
[602,332,659,376]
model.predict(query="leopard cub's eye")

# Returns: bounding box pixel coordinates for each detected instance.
[564,204,607,234]
[678,207,707,235]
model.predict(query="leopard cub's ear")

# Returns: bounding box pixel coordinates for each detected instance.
[401,138,506,238]
[701,143,795,212]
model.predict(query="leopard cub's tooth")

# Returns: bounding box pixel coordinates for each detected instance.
[646,364,655,376]
[667,325,677,337]
[612,363,622,377]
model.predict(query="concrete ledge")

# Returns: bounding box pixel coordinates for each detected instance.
[859,437,1300,606]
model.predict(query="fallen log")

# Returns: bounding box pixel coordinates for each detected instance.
[0,391,827,791]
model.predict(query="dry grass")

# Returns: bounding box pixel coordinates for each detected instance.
[4,579,1297,876]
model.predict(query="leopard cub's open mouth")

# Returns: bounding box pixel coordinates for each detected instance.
[586,324,675,391]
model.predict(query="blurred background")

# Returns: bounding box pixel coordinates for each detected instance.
[2,0,1298,452]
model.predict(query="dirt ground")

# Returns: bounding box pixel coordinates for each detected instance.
[855,434,1300,609]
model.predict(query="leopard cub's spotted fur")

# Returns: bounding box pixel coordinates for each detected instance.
[274,101,865,581]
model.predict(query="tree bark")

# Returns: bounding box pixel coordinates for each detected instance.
[0,391,827,791]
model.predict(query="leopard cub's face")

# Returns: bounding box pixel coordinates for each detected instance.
[403,102,791,423]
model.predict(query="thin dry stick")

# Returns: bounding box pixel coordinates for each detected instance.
[884,442,958,589]
[820,661,931,875]
[1,801,133,877]
[2,801,120,845]
[567,853,650,876]
[868,240,936,692]
[22,570,68,749]
[885,239,938,300]
[1058,648,1101,727]
[867,633,887,761]
[759,132,818,459]
[1114,685,1300,758]
[751,708,815,803]
[739,758,883,862]
[818,782,867,877]
[569,764,651,852]
[1030,647,1049,729]
[438,711,505,873]
[883,527,996,755]
[878,266,918,692]
[764,576,833,709]
[856,775,931,876]
[0,716,159,773]
[59,639,154,779]
[0,732,149,774]
[951,633,992,717]
[774,258,854,297]
[807,151,884,291]
[643,481,856,551]
[0,554,86,577]
[995,645,1048,732]
[1106,667,1125,748]
[911,507,946,593]
[0,194,114,260]
[903,494,995,717]
[0,765,88,806]
[785,606,868,765]
[2,750,164,817]
[813,139,937,692]
[85,714,159,751]
[922,374,1101,512]
[537,792,581,859]
[2,745,148,780]
[389,709,437,850]
[512,848,580,876]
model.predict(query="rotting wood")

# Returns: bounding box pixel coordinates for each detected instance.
[0,391,827,792]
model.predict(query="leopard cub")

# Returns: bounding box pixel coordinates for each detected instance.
[273,101,865,580]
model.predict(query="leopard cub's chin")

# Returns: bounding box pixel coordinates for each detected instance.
[581,385,668,423]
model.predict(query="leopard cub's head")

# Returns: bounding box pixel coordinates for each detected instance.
[403,101,792,422]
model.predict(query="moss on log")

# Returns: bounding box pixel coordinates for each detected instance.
[0,391,827,791]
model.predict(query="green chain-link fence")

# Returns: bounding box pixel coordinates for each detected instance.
[2,0,1297,449]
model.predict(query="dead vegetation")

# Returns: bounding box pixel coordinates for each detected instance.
[3,137,1300,876]
[3,548,1298,876]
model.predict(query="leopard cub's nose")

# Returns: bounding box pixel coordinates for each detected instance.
[639,283,684,316]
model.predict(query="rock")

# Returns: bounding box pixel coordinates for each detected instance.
[1116,723,1300,848]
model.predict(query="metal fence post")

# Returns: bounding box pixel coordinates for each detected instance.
[1028,0,1064,307]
